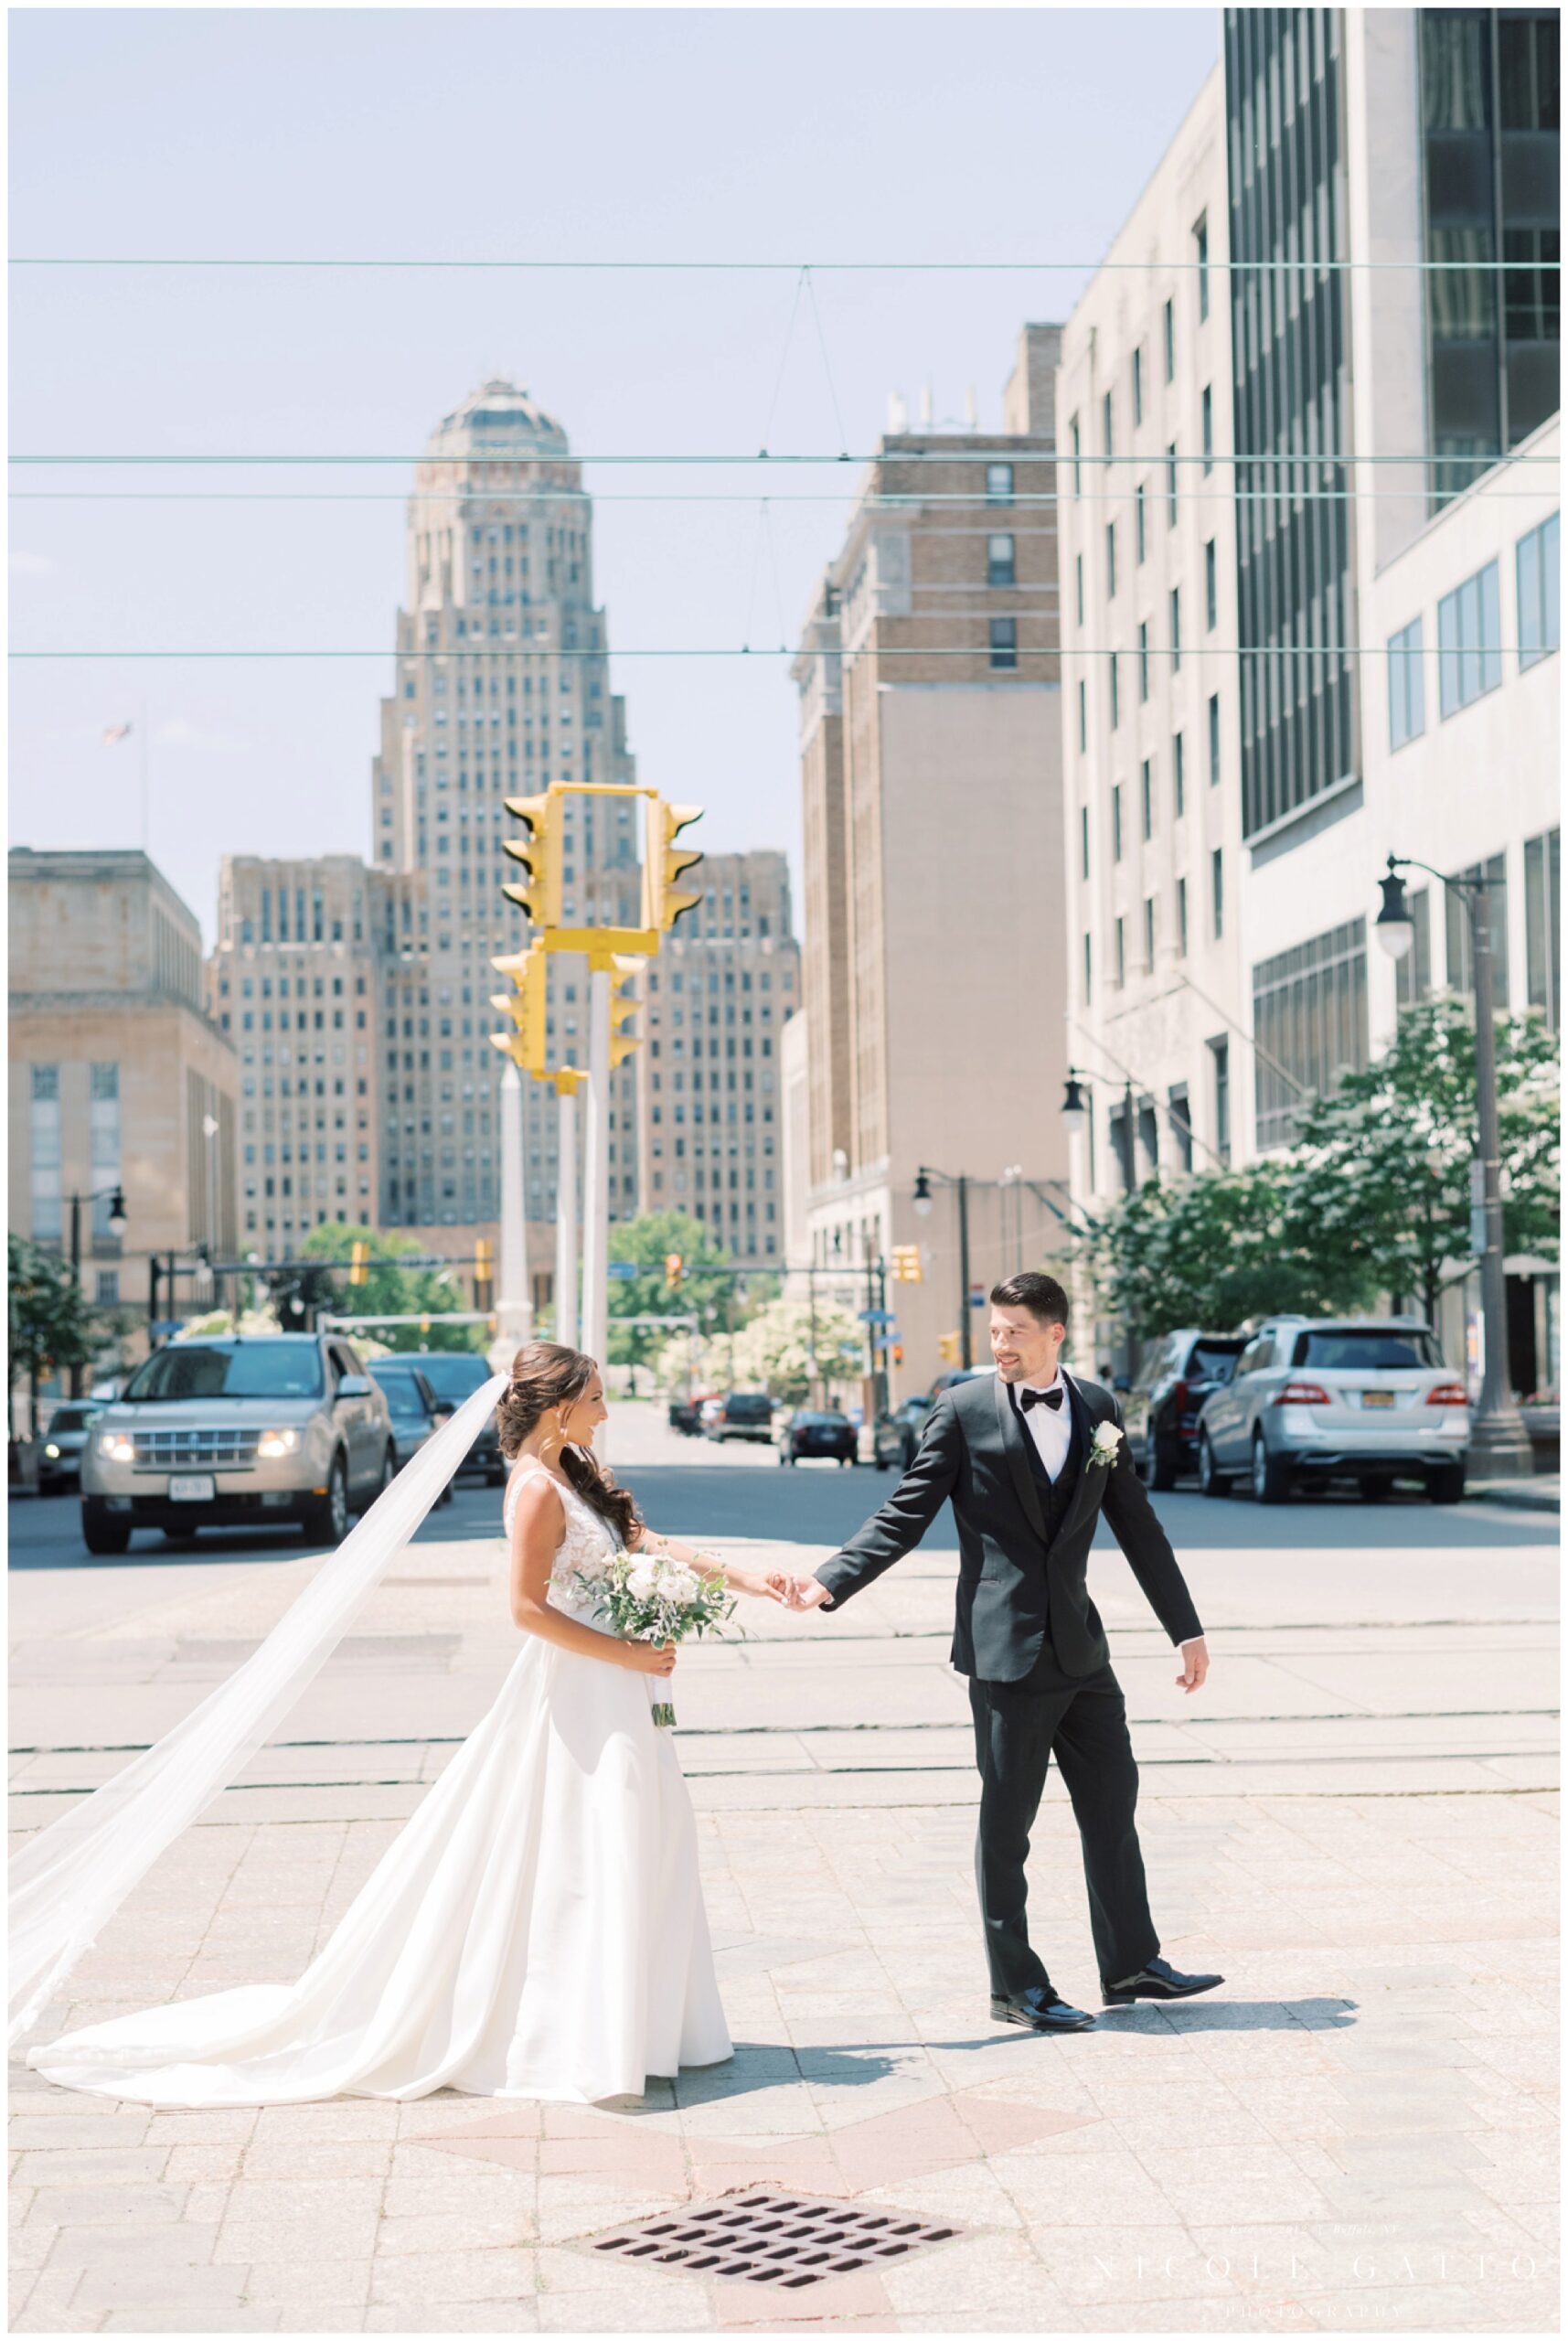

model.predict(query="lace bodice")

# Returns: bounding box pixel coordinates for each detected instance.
[503,1455,623,1633]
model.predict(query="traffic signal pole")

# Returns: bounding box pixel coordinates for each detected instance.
[555,1077,579,1351]
[581,965,612,1374]
[958,1174,973,1369]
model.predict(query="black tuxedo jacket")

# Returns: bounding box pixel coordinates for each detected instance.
[814,1369,1203,1682]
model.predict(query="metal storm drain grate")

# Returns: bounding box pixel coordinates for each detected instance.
[588,2189,963,2288]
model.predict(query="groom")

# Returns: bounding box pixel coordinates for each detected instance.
[787,1272,1223,2033]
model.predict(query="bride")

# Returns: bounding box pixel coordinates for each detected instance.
[21,1342,783,2108]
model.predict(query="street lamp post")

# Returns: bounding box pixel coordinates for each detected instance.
[913,1166,974,1367]
[1375,855,1533,1479]
[67,1185,128,1395]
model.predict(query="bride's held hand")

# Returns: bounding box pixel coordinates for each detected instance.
[622,1639,677,1678]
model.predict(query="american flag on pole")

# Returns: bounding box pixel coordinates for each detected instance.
[101,722,133,746]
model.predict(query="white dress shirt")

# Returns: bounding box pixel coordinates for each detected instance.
[1008,1365,1204,1655]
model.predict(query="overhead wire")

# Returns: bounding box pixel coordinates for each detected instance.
[7,252,1550,272]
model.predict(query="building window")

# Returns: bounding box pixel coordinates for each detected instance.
[1208,692,1221,786]
[1200,386,1213,473]
[1074,553,1084,625]
[1140,758,1153,839]
[1137,621,1149,700]
[1169,587,1181,672]
[29,1063,61,1244]
[1115,914,1126,989]
[1163,297,1175,382]
[986,462,1015,504]
[94,1270,120,1306]
[1105,520,1121,598]
[1132,345,1144,426]
[1176,875,1189,957]
[1395,887,1433,1010]
[1445,851,1509,1005]
[1252,918,1370,1149]
[1205,539,1218,630]
[1143,895,1157,970]
[1168,1084,1193,1172]
[1210,1036,1231,1164]
[987,533,1017,587]
[1211,847,1224,939]
[1070,419,1081,496]
[1194,214,1210,320]
[988,617,1019,671]
[1083,933,1092,1005]
[1517,512,1560,668]
[1112,784,1124,861]
[1110,652,1120,729]
[1166,442,1179,523]
[1388,616,1426,748]
[1103,390,1115,461]
[1524,826,1561,1028]
[1135,483,1147,563]
[1173,731,1186,818]
[1080,805,1090,880]
[1078,679,1088,753]
[90,1064,121,1246]
[1437,560,1502,716]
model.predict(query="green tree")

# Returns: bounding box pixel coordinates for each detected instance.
[1281,999,1560,1325]
[1073,1165,1377,1342]
[603,1210,759,1385]
[297,1223,486,1354]
[724,1296,865,1404]
[7,1235,97,1437]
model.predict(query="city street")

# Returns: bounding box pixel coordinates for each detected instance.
[8,1405,1558,2333]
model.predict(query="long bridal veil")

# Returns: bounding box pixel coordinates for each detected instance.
[9,1368,509,2046]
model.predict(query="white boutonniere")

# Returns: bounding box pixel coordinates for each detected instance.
[1087,1420,1124,1474]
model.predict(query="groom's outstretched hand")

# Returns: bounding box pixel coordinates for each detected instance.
[1176,1636,1210,1694]
[765,1572,834,1611]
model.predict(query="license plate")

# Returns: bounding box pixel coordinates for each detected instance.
[167,1474,216,1502]
[1360,1391,1395,1409]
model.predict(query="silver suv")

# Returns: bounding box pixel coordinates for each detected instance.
[1195,1316,1470,1505]
[80,1334,395,1556]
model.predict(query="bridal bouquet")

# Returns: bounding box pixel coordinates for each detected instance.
[571,1547,735,1728]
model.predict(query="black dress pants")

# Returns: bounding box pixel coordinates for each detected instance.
[967,1645,1160,2000]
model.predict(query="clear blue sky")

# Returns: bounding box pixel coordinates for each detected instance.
[11,7,1218,946]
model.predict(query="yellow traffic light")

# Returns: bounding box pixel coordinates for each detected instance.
[641,796,705,935]
[891,1244,923,1284]
[664,1251,684,1292]
[474,1235,493,1292]
[489,942,548,1075]
[938,1331,961,1364]
[348,1238,370,1288]
[608,957,642,1070]
[501,789,563,929]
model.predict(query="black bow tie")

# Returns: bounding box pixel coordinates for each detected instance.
[1019,1384,1065,1414]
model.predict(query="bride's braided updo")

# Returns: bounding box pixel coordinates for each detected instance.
[496,1342,641,1548]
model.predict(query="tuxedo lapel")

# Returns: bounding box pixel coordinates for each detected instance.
[992,1373,1047,1542]
[1053,1374,1110,1549]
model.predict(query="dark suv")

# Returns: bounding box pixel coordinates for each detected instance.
[1125,1331,1247,1489]
[391,1351,507,1484]
[704,1391,775,1444]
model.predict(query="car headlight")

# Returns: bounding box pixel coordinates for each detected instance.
[257,1427,302,1459]
[95,1430,135,1464]
[43,1443,60,1459]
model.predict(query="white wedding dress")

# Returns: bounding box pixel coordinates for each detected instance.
[26,1457,731,2108]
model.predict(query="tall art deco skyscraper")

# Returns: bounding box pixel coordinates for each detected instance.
[371,381,644,1249]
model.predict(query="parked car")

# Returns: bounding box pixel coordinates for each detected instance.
[704,1391,775,1444]
[1124,1331,1247,1489]
[777,1407,858,1466]
[389,1351,507,1484]
[879,1395,933,1470]
[927,1363,997,1399]
[37,1402,103,1494]
[697,1395,726,1438]
[368,1362,455,1503]
[667,1395,709,1437]
[1195,1316,1469,1505]
[80,1334,396,1555]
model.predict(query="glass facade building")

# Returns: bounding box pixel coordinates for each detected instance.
[1223,9,1358,843]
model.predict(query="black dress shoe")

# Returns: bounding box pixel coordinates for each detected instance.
[1102,1954,1224,2005]
[990,1984,1095,2033]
